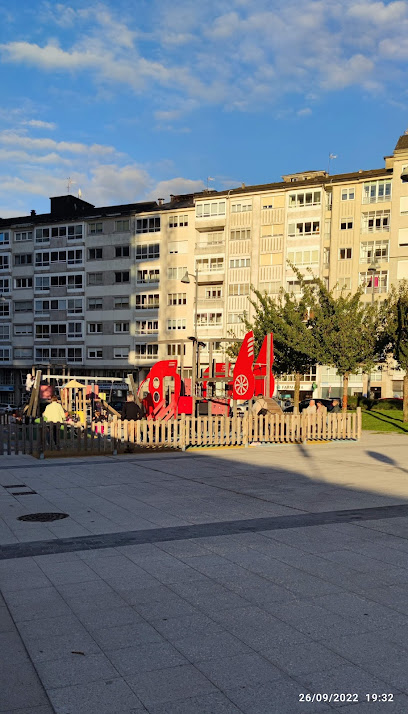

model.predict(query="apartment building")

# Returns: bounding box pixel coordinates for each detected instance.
[1,134,408,405]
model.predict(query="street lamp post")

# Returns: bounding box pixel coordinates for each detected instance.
[366,254,379,400]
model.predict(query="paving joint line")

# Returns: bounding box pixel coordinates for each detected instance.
[1,503,408,561]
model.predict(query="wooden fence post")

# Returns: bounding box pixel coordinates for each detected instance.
[356,407,362,440]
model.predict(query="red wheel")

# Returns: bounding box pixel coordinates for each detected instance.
[234,374,249,396]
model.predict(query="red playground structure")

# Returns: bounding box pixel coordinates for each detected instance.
[137,331,274,420]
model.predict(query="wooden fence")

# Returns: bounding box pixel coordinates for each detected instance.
[0,409,361,457]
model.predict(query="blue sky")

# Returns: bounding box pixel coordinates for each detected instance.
[0,0,407,217]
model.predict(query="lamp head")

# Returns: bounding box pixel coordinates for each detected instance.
[180,271,190,284]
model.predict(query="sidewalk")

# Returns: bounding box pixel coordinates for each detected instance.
[1,432,408,713]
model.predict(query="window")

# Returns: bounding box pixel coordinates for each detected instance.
[0,348,11,362]
[205,287,222,299]
[168,240,188,254]
[135,294,159,310]
[89,222,103,234]
[228,284,249,296]
[167,318,186,331]
[35,252,50,267]
[14,348,32,359]
[167,266,187,280]
[14,300,32,312]
[262,203,273,209]
[88,348,103,359]
[114,297,129,309]
[136,216,160,233]
[167,344,185,356]
[35,324,50,339]
[231,202,252,212]
[35,276,50,291]
[360,240,389,263]
[113,347,129,359]
[169,214,188,228]
[115,219,130,232]
[114,322,129,333]
[35,299,50,314]
[0,255,10,270]
[68,249,83,265]
[67,298,83,314]
[287,249,319,266]
[359,271,388,293]
[88,323,102,334]
[67,225,83,240]
[227,313,242,324]
[288,191,321,208]
[136,243,160,260]
[88,248,103,260]
[88,297,103,310]
[137,269,159,284]
[288,221,320,237]
[115,245,130,258]
[0,278,10,293]
[230,229,251,241]
[258,282,280,295]
[15,231,33,242]
[229,257,250,269]
[361,210,390,233]
[341,187,355,201]
[35,227,50,243]
[196,257,224,272]
[135,320,158,334]
[196,201,226,218]
[339,248,352,259]
[14,324,32,336]
[0,301,10,317]
[168,292,186,305]
[135,344,158,358]
[338,277,351,290]
[88,272,103,286]
[197,312,222,326]
[35,347,50,361]
[49,274,82,290]
[0,231,10,245]
[14,253,32,266]
[115,271,130,283]
[14,277,33,289]
[68,322,83,339]
[0,324,10,340]
[340,220,353,230]
[363,180,392,204]
[67,347,82,363]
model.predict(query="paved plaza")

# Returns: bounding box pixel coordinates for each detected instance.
[1,433,408,713]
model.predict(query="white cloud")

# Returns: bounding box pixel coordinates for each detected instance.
[1,0,408,117]
[0,131,117,156]
[22,119,56,130]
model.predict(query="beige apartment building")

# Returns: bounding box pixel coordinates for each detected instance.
[1,134,408,405]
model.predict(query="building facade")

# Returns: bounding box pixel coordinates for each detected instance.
[1,135,408,405]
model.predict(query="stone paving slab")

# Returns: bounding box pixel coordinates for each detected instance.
[1,432,408,713]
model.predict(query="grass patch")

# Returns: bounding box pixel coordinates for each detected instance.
[362,408,408,434]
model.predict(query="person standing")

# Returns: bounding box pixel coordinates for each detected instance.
[43,396,66,447]
[121,394,142,421]
[331,398,341,413]
[305,399,316,414]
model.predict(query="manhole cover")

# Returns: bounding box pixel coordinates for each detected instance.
[17,513,69,523]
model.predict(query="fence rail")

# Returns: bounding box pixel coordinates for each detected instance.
[0,409,361,457]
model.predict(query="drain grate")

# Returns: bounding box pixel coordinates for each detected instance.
[18,513,69,523]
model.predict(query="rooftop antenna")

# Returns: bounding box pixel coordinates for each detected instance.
[67,177,76,194]
[327,153,337,175]
[206,176,215,190]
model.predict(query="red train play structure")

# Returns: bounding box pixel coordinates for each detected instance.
[138,331,274,420]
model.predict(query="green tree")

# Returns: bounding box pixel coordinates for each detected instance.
[240,286,317,411]
[304,275,379,410]
[378,281,408,422]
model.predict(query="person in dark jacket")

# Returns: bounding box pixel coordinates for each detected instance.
[331,398,341,413]
[121,394,142,421]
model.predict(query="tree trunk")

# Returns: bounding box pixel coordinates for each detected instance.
[294,372,301,414]
[404,373,408,423]
[342,372,349,412]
